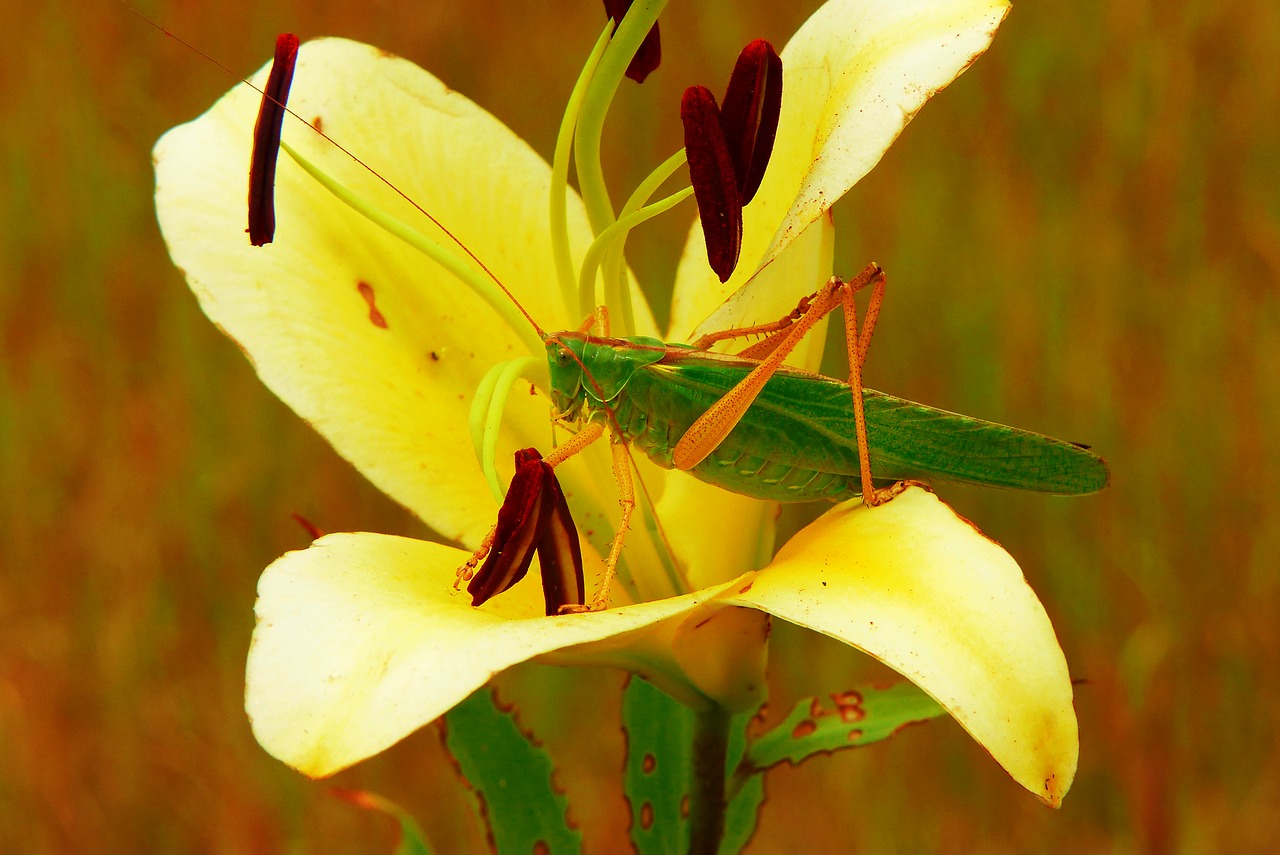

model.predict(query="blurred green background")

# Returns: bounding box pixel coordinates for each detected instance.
[3,0,1277,851]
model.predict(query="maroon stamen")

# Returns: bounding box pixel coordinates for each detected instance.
[718,39,782,204]
[468,449,585,615]
[602,0,661,83]
[468,450,547,607]
[682,86,743,282]
[535,467,586,615]
[248,33,300,247]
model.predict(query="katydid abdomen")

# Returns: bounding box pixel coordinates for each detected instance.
[550,334,1109,503]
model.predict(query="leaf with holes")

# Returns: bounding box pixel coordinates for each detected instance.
[623,677,693,854]
[739,683,946,778]
[623,677,765,855]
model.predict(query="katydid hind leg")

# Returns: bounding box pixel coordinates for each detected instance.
[843,268,890,505]
[671,277,848,470]
[670,263,887,480]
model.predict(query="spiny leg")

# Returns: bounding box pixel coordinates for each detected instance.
[691,292,815,352]
[672,262,900,507]
[671,279,844,470]
[574,305,611,336]
[841,267,894,505]
[690,262,883,361]
[562,440,636,613]
[671,264,884,471]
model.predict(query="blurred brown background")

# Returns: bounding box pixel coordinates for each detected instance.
[2,0,1277,851]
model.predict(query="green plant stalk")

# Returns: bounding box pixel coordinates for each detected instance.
[575,0,669,236]
[688,704,731,855]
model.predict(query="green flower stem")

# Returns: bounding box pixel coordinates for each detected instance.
[280,141,544,358]
[551,23,615,318]
[689,703,731,855]
[575,0,669,236]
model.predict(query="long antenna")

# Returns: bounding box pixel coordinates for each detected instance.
[128,4,545,337]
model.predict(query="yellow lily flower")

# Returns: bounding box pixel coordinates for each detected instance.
[154,0,1077,807]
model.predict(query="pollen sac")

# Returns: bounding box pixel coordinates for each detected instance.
[248,33,300,247]
[602,0,661,83]
[682,86,743,283]
[718,39,782,205]
[467,449,585,616]
[682,40,783,282]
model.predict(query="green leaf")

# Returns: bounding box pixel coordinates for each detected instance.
[444,688,581,854]
[738,682,946,779]
[623,677,765,855]
[623,676,693,855]
[331,790,434,855]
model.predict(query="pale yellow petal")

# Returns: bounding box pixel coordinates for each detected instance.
[672,0,1008,334]
[764,0,1009,264]
[721,486,1077,806]
[155,38,649,545]
[654,474,778,592]
[246,532,759,776]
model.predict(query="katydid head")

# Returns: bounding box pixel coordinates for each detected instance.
[545,334,589,421]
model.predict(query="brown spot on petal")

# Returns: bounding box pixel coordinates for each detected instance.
[642,753,657,774]
[791,719,817,739]
[846,728,865,742]
[356,281,388,329]
[639,802,655,830]
[310,115,323,133]
[532,842,550,855]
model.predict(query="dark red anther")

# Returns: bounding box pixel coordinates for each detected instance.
[533,463,586,614]
[248,33,300,247]
[682,86,742,282]
[602,0,661,83]
[468,449,585,616]
[719,39,782,205]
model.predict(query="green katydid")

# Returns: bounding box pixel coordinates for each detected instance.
[505,261,1108,610]
[544,267,1108,505]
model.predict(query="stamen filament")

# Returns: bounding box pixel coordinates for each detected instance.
[575,0,669,237]
[620,148,689,220]
[469,357,539,502]
[280,141,546,358]
[578,187,694,319]
[604,147,690,334]
[551,22,615,317]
